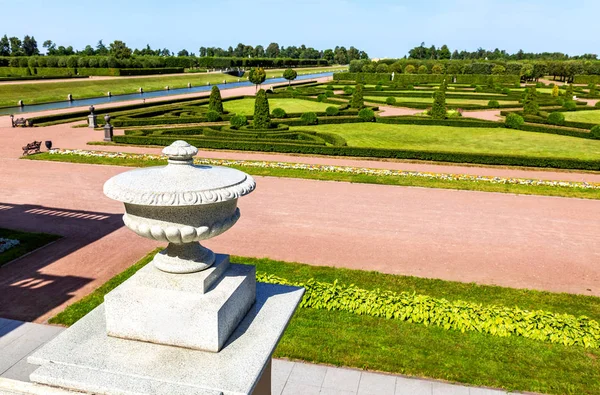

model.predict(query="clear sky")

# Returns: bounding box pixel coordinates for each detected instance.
[2,0,599,58]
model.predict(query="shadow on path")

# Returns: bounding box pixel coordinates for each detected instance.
[0,203,123,322]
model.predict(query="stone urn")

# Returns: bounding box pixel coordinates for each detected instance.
[104,140,255,273]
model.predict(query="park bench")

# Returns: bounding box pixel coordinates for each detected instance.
[11,117,32,127]
[22,141,42,156]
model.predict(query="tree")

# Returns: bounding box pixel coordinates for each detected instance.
[565,84,574,100]
[253,89,271,129]
[96,40,109,56]
[248,67,266,91]
[208,86,224,114]
[551,85,559,97]
[350,84,364,108]
[418,65,428,74]
[438,45,451,60]
[199,47,207,57]
[0,35,9,56]
[9,37,22,56]
[523,87,539,115]
[491,64,506,75]
[334,46,348,64]
[376,63,389,73]
[253,45,265,58]
[405,64,416,74]
[283,68,297,86]
[22,36,39,56]
[347,46,360,61]
[109,40,132,59]
[265,43,280,58]
[178,49,190,57]
[430,81,447,119]
[81,45,95,56]
[432,64,444,74]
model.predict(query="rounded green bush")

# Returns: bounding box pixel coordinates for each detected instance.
[300,112,318,125]
[595,101,600,108]
[475,86,484,93]
[325,90,334,98]
[487,100,500,108]
[375,84,384,91]
[502,88,511,95]
[386,97,397,105]
[325,106,339,116]
[591,125,600,139]
[505,113,524,129]
[271,108,287,118]
[563,100,577,111]
[229,114,247,129]
[317,94,327,102]
[547,112,565,126]
[343,86,354,94]
[358,108,375,122]
[406,84,414,90]
[206,110,222,122]
[326,85,334,90]
[555,97,565,106]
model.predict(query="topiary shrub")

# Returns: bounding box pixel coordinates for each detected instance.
[555,98,565,106]
[325,106,339,116]
[300,112,318,125]
[488,100,500,108]
[596,101,600,108]
[350,84,364,108]
[591,125,600,139]
[430,90,446,120]
[343,86,354,95]
[375,84,384,91]
[505,113,524,129]
[563,100,577,111]
[230,114,248,129]
[523,86,539,115]
[386,97,397,105]
[502,87,511,95]
[253,89,271,129]
[317,93,327,102]
[475,86,484,92]
[271,108,287,118]
[327,85,334,90]
[208,86,224,114]
[547,112,565,126]
[325,90,334,97]
[206,110,222,122]
[358,108,375,122]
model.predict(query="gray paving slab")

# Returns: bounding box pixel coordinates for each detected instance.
[0,323,31,350]
[469,388,507,395]
[281,382,321,395]
[358,371,396,395]
[0,324,64,374]
[396,376,433,395]
[0,359,38,382]
[287,362,328,387]
[272,360,295,395]
[321,367,361,393]
[319,388,356,395]
[432,381,470,395]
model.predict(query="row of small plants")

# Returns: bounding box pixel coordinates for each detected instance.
[257,272,600,348]
[46,149,600,191]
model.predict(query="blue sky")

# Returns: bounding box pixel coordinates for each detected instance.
[3,0,599,57]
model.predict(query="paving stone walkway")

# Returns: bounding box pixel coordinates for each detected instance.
[0,318,527,395]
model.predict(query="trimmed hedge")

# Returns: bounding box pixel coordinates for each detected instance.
[112,133,600,171]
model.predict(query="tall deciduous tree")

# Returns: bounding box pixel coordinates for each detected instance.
[9,37,22,56]
[0,35,9,56]
[265,43,280,58]
[283,68,297,86]
[96,40,109,56]
[22,36,39,56]
[109,40,132,59]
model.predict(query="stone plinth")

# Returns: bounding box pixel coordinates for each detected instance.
[88,115,97,128]
[28,283,304,395]
[105,256,257,352]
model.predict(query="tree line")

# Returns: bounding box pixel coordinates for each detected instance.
[407,42,597,61]
[0,35,368,65]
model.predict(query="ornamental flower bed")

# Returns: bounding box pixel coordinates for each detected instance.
[0,238,20,254]
[47,149,600,191]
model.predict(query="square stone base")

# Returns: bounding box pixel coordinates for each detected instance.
[28,283,304,395]
[105,256,256,352]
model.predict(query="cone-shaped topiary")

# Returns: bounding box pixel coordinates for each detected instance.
[253,89,271,129]
[551,85,559,97]
[565,84,574,100]
[350,84,364,108]
[208,86,224,114]
[523,86,539,115]
[430,82,447,120]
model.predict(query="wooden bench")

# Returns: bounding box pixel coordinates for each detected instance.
[11,118,31,127]
[22,141,42,156]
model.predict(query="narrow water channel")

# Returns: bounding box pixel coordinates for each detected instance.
[0,72,334,116]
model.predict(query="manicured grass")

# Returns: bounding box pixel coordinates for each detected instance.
[0,228,61,267]
[0,66,342,108]
[364,96,520,106]
[49,250,600,394]
[296,123,600,160]
[26,152,600,200]
[563,109,600,123]
[217,98,336,115]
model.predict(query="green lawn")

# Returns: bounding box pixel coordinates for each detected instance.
[364,96,519,106]
[218,98,335,115]
[295,123,600,160]
[0,228,61,267]
[563,109,600,123]
[0,67,343,108]
[49,250,600,395]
